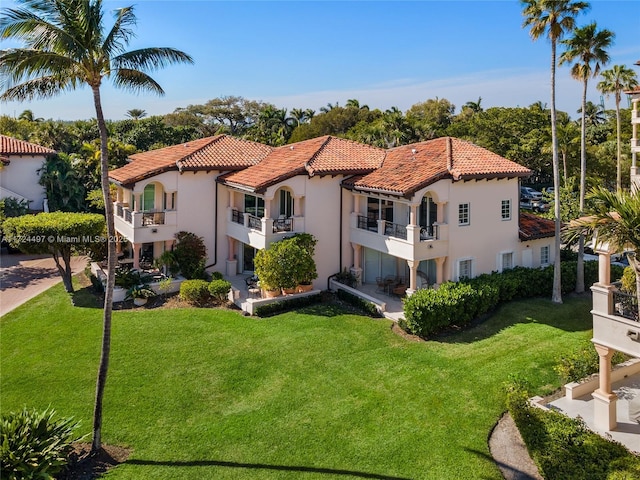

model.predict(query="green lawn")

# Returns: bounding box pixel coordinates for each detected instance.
[1,280,594,479]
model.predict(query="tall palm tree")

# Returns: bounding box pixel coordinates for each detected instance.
[597,65,639,191]
[566,187,640,310]
[0,0,193,453]
[579,100,606,126]
[521,0,589,304]
[560,22,613,293]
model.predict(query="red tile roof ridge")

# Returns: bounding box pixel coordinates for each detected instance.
[0,135,56,155]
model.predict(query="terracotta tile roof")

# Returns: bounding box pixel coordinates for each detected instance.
[109,135,272,186]
[219,136,385,193]
[519,212,556,241]
[344,137,531,197]
[0,135,56,156]
[625,85,640,94]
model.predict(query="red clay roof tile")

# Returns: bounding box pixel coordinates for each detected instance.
[109,135,272,186]
[519,212,555,240]
[344,137,531,197]
[0,135,56,155]
[220,136,385,193]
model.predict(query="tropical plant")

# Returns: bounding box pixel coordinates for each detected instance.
[565,187,640,310]
[597,65,639,191]
[173,231,207,279]
[124,284,156,301]
[0,407,80,480]
[560,21,613,293]
[521,0,590,303]
[125,108,147,120]
[0,0,193,453]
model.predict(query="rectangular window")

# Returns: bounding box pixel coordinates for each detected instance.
[459,259,472,280]
[458,203,470,226]
[501,252,513,271]
[501,200,511,220]
[541,245,550,266]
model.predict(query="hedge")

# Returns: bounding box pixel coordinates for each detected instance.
[403,261,625,338]
[254,294,322,317]
[336,289,383,317]
[179,279,211,306]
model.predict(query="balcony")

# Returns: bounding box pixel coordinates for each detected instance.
[113,203,177,243]
[352,213,447,261]
[226,208,304,250]
[592,283,639,358]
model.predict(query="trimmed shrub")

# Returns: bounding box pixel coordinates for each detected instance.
[208,279,231,304]
[254,293,322,317]
[179,279,210,306]
[0,407,79,480]
[210,271,224,281]
[336,289,382,317]
[505,382,640,480]
[554,340,630,384]
[173,231,207,280]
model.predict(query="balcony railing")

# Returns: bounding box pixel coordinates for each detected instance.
[231,209,243,225]
[613,289,639,322]
[420,224,438,240]
[357,215,378,232]
[116,204,123,217]
[384,221,407,240]
[273,217,293,233]
[142,211,165,226]
[247,214,262,232]
[125,209,132,223]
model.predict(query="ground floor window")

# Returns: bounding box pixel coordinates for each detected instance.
[540,245,550,266]
[501,252,513,271]
[458,258,472,280]
[363,248,402,284]
[242,243,257,273]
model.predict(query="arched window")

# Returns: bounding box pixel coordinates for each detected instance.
[279,189,294,218]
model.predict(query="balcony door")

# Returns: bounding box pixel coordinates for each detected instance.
[419,196,437,228]
[363,247,398,284]
[143,184,155,211]
[279,190,294,218]
[245,194,265,217]
[243,243,257,273]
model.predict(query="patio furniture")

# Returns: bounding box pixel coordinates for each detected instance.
[376,277,386,293]
[392,284,407,297]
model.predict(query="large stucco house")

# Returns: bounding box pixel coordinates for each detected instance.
[0,135,55,211]
[109,134,555,294]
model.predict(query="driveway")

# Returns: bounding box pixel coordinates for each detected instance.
[0,252,89,316]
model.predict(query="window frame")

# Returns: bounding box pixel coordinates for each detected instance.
[458,203,470,226]
[501,199,511,221]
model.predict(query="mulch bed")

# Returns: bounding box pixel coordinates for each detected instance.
[59,443,130,480]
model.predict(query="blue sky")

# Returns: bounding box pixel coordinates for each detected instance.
[1,0,638,121]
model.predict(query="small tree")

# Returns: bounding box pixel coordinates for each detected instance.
[173,231,207,279]
[3,212,105,292]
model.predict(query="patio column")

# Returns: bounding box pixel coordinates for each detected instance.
[435,257,445,286]
[436,202,445,223]
[406,259,417,295]
[592,343,618,431]
[115,237,122,255]
[293,195,302,216]
[409,204,418,226]
[132,243,141,270]
[226,236,237,277]
[228,189,234,208]
[353,194,360,215]
[350,243,362,286]
[133,193,142,212]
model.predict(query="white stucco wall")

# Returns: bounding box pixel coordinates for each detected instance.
[0,154,47,210]
[447,178,521,280]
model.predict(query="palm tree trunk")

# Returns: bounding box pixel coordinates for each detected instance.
[576,78,588,294]
[550,39,563,304]
[91,85,117,453]
[615,93,622,191]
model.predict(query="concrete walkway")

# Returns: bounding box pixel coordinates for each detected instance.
[0,252,89,316]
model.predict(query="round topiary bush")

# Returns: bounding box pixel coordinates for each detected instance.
[179,279,211,306]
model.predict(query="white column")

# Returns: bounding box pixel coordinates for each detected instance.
[592,343,618,431]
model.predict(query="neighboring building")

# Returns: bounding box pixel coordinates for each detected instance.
[109,135,555,293]
[0,135,55,211]
[626,60,640,190]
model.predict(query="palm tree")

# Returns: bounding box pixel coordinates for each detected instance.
[579,100,606,126]
[462,97,483,114]
[560,22,613,293]
[597,65,639,191]
[566,187,640,310]
[521,0,589,304]
[125,108,147,120]
[0,0,193,453]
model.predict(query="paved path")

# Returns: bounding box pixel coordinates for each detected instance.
[0,252,89,316]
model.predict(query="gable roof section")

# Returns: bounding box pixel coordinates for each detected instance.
[109,135,272,186]
[343,137,531,197]
[219,136,385,193]
[519,212,555,241]
[0,135,56,157]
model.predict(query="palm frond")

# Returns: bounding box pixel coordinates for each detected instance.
[0,74,76,101]
[112,68,164,95]
[113,47,193,72]
[102,5,136,56]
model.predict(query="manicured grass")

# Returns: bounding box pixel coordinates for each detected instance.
[1,280,594,479]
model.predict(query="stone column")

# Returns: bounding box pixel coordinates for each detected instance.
[406,259,417,295]
[226,237,238,276]
[592,343,618,431]
[133,243,141,270]
[350,243,362,286]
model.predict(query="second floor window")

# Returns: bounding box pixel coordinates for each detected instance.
[458,203,470,226]
[244,194,265,217]
[501,200,511,220]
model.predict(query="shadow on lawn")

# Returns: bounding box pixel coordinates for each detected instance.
[433,296,592,345]
[126,458,410,479]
